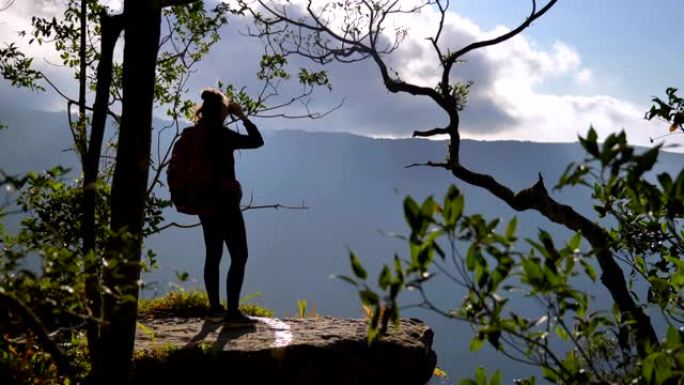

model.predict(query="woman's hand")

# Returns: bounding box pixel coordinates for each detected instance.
[228,102,246,120]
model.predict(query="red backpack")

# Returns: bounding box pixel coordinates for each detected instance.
[166,125,213,215]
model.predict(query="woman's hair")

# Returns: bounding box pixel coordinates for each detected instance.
[194,88,230,124]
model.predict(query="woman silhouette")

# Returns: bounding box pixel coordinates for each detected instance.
[193,88,263,324]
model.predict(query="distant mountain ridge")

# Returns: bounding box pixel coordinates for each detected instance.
[2,107,683,309]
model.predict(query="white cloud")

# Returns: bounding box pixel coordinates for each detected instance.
[372,4,681,149]
[0,0,125,111]
[0,0,121,53]
[574,68,592,84]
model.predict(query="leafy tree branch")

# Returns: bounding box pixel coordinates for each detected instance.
[242,0,659,354]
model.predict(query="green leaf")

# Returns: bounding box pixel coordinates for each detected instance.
[578,127,599,157]
[466,245,478,271]
[642,355,655,382]
[522,258,544,286]
[556,162,591,190]
[443,187,464,227]
[554,324,569,341]
[560,353,581,375]
[634,255,646,274]
[420,196,437,218]
[475,260,489,288]
[633,146,660,177]
[469,334,486,352]
[580,259,597,281]
[393,254,404,284]
[666,325,681,345]
[658,173,673,191]
[350,251,367,280]
[672,271,684,288]
[567,232,582,252]
[505,217,517,242]
[403,196,422,233]
[486,330,502,349]
[359,289,379,306]
[542,366,558,382]
[333,274,358,286]
[489,370,502,385]
[174,270,189,282]
[475,367,487,385]
[665,255,684,270]
[526,239,550,260]
[378,265,391,290]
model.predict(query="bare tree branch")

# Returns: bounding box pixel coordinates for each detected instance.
[44,75,121,124]
[152,201,309,233]
[255,96,345,119]
[450,1,558,61]
[243,202,309,211]
[449,164,658,348]
[412,127,449,137]
[404,161,448,169]
[369,48,446,109]
[441,0,558,92]
[428,0,448,67]
[154,221,200,232]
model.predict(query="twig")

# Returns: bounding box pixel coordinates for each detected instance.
[151,201,309,233]
[404,161,448,169]
[243,202,309,210]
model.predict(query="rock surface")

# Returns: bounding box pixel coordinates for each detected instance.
[132,316,436,385]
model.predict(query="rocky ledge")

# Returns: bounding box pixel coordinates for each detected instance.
[132,316,436,385]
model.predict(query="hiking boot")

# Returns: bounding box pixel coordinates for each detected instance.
[205,307,226,323]
[223,310,257,326]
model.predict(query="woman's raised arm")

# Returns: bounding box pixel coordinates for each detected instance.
[228,102,264,149]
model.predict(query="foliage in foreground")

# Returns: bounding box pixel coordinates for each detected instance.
[1,331,90,385]
[344,127,684,385]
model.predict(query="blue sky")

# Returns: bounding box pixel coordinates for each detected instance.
[0,0,682,149]
[455,0,683,104]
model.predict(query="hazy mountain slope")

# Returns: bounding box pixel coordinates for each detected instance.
[0,108,77,175]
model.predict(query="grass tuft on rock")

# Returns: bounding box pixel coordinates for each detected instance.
[138,288,274,319]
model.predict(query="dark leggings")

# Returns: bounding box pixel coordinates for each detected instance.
[199,203,248,312]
